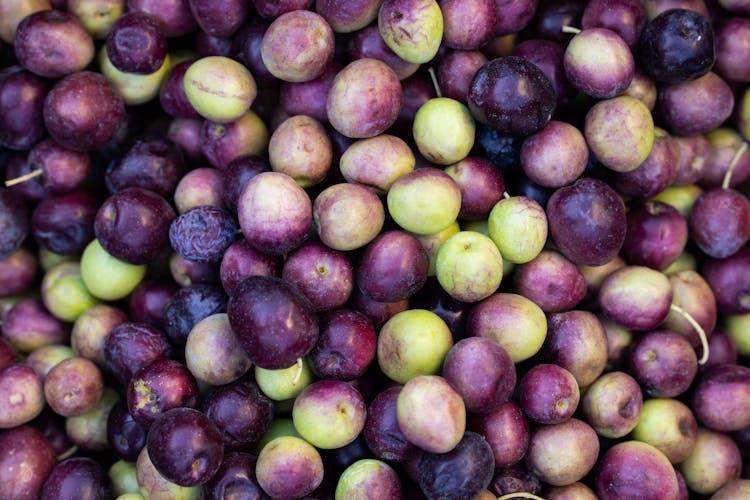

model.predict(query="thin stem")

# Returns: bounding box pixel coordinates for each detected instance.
[561,26,581,34]
[496,493,547,500]
[4,168,42,187]
[502,191,511,200]
[427,67,442,98]
[670,303,709,365]
[291,357,304,386]
[722,141,748,189]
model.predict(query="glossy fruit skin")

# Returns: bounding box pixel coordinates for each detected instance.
[126,358,200,428]
[638,8,715,84]
[468,56,556,137]
[202,451,268,500]
[42,71,125,151]
[147,407,224,487]
[546,178,627,266]
[227,275,318,369]
[94,188,176,265]
[39,457,111,500]
[106,11,167,74]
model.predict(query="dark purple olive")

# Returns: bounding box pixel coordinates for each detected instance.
[40,457,111,500]
[227,275,318,369]
[106,11,167,74]
[107,401,148,462]
[468,56,556,136]
[105,137,187,197]
[94,188,176,265]
[31,191,97,256]
[146,407,224,486]
[637,8,715,84]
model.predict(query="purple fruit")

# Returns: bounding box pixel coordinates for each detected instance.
[0,67,48,151]
[540,310,608,388]
[164,284,227,345]
[2,298,68,353]
[689,188,750,259]
[237,171,312,255]
[0,426,57,500]
[281,242,354,312]
[623,201,688,270]
[219,238,280,295]
[364,386,417,462]
[0,248,36,298]
[104,322,173,384]
[599,265,673,331]
[147,407,224,486]
[127,358,200,428]
[106,11,167,74]
[189,0,249,37]
[0,363,44,428]
[581,0,647,48]
[202,381,274,449]
[692,364,750,432]
[471,400,530,468]
[417,431,494,499]
[107,401,147,461]
[437,49,489,105]
[31,191,97,256]
[628,330,698,398]
[309,309,377,381]
[637,8,715,84]
[564,27,634,99]
[202,452,268,500]
[546,177,627,266]
[128,279,178,330]
[0,188,30,260]
[14,10,94,78]
[44,356,104,417]
[105,137,187,197]
[40,457,111,500]
[702,248,750,314]
[227,275,318,370]
[518,364,579,425]
[596,440,679,500]
[656,71,734,137]
[468,56,556,136]
[128,0,197,37]
[442,337,515,414]
[94,188,176,265]
[43,71,125,151]
[513,250,587,313]
[169,205,237,264]
[356,230,429,303]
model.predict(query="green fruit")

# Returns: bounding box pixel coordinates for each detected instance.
[488,196,548,264]
[378,0,443,64]
[413,97,475,165]
[41,262,99,322]
[377,309,453,384]
[80,239,146,301]
[183,56,257,123]
[436,230,503,303]
[255,358,314,401]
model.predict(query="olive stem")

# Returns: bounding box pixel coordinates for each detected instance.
[4,168,42,187]
[669,303,709,365]
[428,66,442,98]
[721,141,748,190]
[502,191,511,199]
[292,357,304,386]
[496,493,547,500]
[561,26,582,34]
